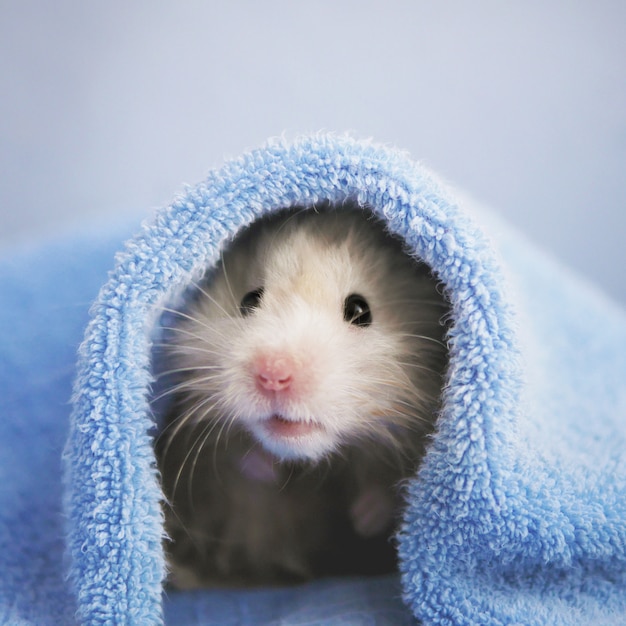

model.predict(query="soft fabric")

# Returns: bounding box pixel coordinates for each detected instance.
[1,134,624,625]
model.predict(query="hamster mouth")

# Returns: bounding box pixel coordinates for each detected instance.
[252,413,334,461]
[264,413,324,438]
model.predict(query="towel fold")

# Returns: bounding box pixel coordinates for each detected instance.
[1,134,624,625]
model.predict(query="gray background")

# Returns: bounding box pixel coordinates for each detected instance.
[2,2,625,304]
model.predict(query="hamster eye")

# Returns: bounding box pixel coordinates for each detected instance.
[240,288,264,316]
[343,294,372,327]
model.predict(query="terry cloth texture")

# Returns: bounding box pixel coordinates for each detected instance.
[1,134,625,625]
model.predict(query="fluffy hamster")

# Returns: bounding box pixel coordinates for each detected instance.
[154,206,448,588]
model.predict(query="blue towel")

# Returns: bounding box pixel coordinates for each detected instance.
[1,134,624,625]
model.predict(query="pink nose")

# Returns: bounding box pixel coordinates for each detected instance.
[254,354,294,392]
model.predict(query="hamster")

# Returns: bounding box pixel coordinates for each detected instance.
[153,205,449,589]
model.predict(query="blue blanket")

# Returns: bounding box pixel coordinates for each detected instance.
[1,134,625,625]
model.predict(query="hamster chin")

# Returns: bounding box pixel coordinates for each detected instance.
[248,413,337,462]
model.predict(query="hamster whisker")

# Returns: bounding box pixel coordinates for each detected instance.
[187,414,228,503]
[394,360,446,377]
[159,394,220,467]
[215,251,238,311]
[222,407,245,442]
[160,306,234,337]
[395,331,449,349]
[189,278,232,315]
[171,416,220,508]
[154,364,222,379]
[188,276,240,321]
[158,322,224,347]
[150,373,222,404]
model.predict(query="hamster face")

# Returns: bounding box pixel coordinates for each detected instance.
[162,208,447,464]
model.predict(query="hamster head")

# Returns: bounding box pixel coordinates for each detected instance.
[162,208,447,463]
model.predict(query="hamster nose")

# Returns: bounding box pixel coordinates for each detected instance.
[254,354,294,392]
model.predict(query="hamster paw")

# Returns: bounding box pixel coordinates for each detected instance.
[349,485,394,538]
